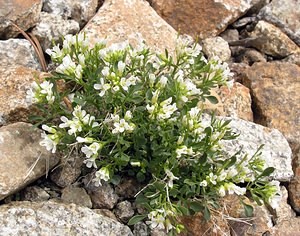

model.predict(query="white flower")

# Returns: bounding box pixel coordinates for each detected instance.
[78,54,85,66]
[41,124,56,133]
[112,119,135,134]
[93,167,110,186]
[94,78,111,97]
[208,172,217,185]
[165,169,179,188]
[176,145,194,158]
[149,74,156,86]
[40,132,58,153]
[56,55,76,75]
[189,107,200,119]
[83,157,97,168]
[102,67,110,77]
[117,61,126,74]
[76,136,94,143]
[146,210,166,230]
[151,90,160,104]
[125,110,132,120]
[81,142,101,158]
[200,180,208,187]
[218,185,226,197]
[268,181,282,209]
[38,81,55,104]
[225,183,246,195]
[74,64,83,80]
[146,104,156,114]
[46,44,63,59]
[157,97,177,120]
[157,75,168,88]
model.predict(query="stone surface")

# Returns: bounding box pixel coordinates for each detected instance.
[149,0,257,39]
[258,0,300,46]
[84,178,119,209]
[0,201,133,235]
[283,52,300,67]
[133,222,149,236]
[61,185,92,208]
[202,37,231,61]
[0,39,41,70]
[0,122,59,200]
[93,208,118,221]
[0,0,42,39]
[242,62,300,150]
[202,82,253,122]
[273,217,300,236]
[83,0,179,55]
[43,0,98,27]
[21,185,50,202]
[0,66,45,125]
[248,21,300,58]
[115,177,142,199]
[114,200,135,223]
[236,48,267,65]
[220,29,240,43]
[220,117,293,182]
[31,12,79,51]
[288,146,300,213]
[50,155,83,188]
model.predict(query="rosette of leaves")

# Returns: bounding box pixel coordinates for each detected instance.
[28,34,280,235]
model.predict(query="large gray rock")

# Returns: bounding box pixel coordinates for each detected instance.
[31,12,80,51]
[0,123,59,200]
[0,201,133,235]
[220,117,293,182]
[202,36,231,61]
[83,0,179,55]
[42,0,99,27]
[0,39,41,70]
[0,0,42,39]
[258,0,300,46]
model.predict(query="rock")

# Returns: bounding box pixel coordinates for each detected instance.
[248,21,300,58]
[220,117,293,182]
[202,82,253,122]
[0,0,42,39]
[94,208,118,221]
[50,155,83,188]
[242,62,300,150]
[232,16,257,28]
[220,29,240,43]
[283,52,300,67]
[21,185,50,202]
[0,39,41,70]
[0,201,133,235]
[258,0,300,46]
[114,200,135,223]
[0,122,59,200]
[149,0,257,39]
[133,222,149,236]
[229,62,250,83]
[288,146,300,213]
[247,0,270,15]
[31,12,79,51]
[236,48,267,65]
[202,37,231,61]
[273,217,300,235]
[115,177,142,199]
[83,0,179,55]
[43,0,98,27]
[84,178,119,209]
[61,185,92,208]
[0,66,42,125]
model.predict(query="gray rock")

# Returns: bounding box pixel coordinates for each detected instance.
[0,39,41,70]
[220,117,293,182]
[50,155,83,188]
[115,177,142,199]
[133,222,149,236]
[258,0,300,46]
[84,177,119,209]
[42,0,98,27]
[31,12,79,51]
[248,21,300,58]
[202,37,231,61]
[61,186,92,208]
[237,48,267,65]
[21,186,50,202]
[0,201,133,235]
[0,123,59,200]
[0,0,42,39]
[93,208,118,221]
[220,29,240,43]
[282,52,300,66]
[114,200,135,223]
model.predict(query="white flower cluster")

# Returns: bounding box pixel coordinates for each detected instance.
[93,167,110,186]
[146,96,178,121]
[26,81,55,104]
[39,125,60,153]
[146,209,173,232]
[59,105,99,136]
[105,111,135,134]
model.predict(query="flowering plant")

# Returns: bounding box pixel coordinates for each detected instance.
[27,33,280,235]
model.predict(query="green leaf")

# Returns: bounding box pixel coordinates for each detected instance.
[203,206,211,221]
[110,175,121,185]
[243,203,254,217]
[261,167,275,177]
[136,172,146,182]
[189,201,203,213]
[206,95,219,104]
[127,214,147,225]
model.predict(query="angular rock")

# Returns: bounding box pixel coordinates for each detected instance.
[83,0,179,54]
[0,39,41,70]
[0,201,133,235]
[258,0,300,46]
[248,21,300,58]
[93,209,118,221]
[133,222,149,236]
[84,178,119,209]
[202,82,253,122]
[0,123,59,200]
[114,200,135,223]
[220,29,240,43]
[21,186,50,202]
[115,177,142,199]
[149,0,257,39]
[43,0,98,27]
[242,62,300,149]
[273,217,300,236]
[61,186,92,208]
[50,155,83,188]
[31,12,79,51]
[283,52,300,67]
[288,146,300,213]
[220,117,293,181]
[0,66,42,125]
[0,0,42,39]
[236,48,267,65]
[202,37,231,61]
